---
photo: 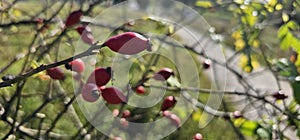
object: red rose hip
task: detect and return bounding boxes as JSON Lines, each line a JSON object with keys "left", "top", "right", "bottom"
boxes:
{"left": 136, "top": 85, "right": 145, "bottom": 94}
{"left": 202, "top": 59, "right": 211, "bottom": 69}
{"left": 81, "top": 83, "right": 101, "bottom": 102}
{"left": 193, "top": 133, "right": 203, "bottom": 140}
{"left": 65, "top": 59, "right": 85, "bottom": 73}
{"left": 101, "top": 87, "right": 126, "bottom": 104}
{"left": 119, "top": 118, "right": 128, "bottom": 128}
{"left": 112, "top": 137, "right": 122, "bottom": 140}
{"left": 161, "top": 96, "right": 177, "bottom": 111}
{"left": 112, "top": 109, "right": 120, "bottom": 117}
{"left": 233, "top": 111, "right": 242, "bottom": 118}
{"left": 46, "top": 67, "right": 65, "bottom": 80}
{"left": 103, "top": 32, "right": 151, "bottom": 55}
{"left": 272, "top": 91, "right": 288, "bottom": 100}
{"left": 76, "top": 25, "right": 94, "bottom": 45}
{"left": 153, "top": 68, "right": 174, "bottom": 81}
{"left": 122, "top": 110, "right": 131, "bottom": 118}
{"left": 73, "top": 73, "right": 82, "bottom": 81}
{"left": 162, "top": 110, "right": 171, "bottom": 117}
{"left": 87, "top": 67, "right": 111, "bottom": 87}
{"left": 65, "top": 10, "right": 82, "bottom": 27}
{"left": 163, "top": 111, "right": 181, "bottom": 128}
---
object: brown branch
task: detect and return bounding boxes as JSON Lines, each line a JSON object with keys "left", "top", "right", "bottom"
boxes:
{"left": 4, "top": 117, "right": 70, "bottom": 139}
{"left": 0, "top": 43, "right": 101, "bottom": 88}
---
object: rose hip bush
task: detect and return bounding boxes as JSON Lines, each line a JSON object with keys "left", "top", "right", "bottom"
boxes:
{"left": 0, "top": 0, "right": 300, "bottom": 140}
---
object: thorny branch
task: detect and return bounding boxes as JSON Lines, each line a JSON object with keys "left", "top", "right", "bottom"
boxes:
{"left": 0, "top": 0, "right": 299, "bottom": 139}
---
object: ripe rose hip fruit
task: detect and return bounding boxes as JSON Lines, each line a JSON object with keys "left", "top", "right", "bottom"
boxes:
{"left": 233, "top": 111, "right": 242, "bottom": 119}
{"left": 162, "top": 110, "right": 171, "bottom": 117}
{"left": 193, "top": 133, "right": 203, "bottom": 140}
{"left": 153, "top": 68, "right": 174, "bottom": 81}
{"left": 163, "top": 111, "right": 181, "bottom": 128}
{"left": 119, "top": 118, "right": 129, "bottom": 128}
{"left": 76, "top": 25, "right": 94, "bottom": 45}
{"left": 46, "top": 67, "right": 65, "bottom": 80}
{"left": 81, "top": 83, "right": 101, "bottom": 102}
{"left": 136, "top": 85, "right": 145, "bottom": 94}
{"left": 272, "top": 91, "right": 288, "bottom": 100}
{"left": 65, "top": 59, "right": 85, "bottom": 73}
{"left": 65, "top": 10, "right": 82, "bottom": 27}
{"left": 87, "top": 67, "right": 111, "bottom": 87}
{"left": 112, "top": 137, "right": 122, "bottom": 140}
{"left": 112, "top": 109, "right": 120, "bottom": 117}
{"left": 103, "top": 32, "right": 151, "bottom": 55}
{"left": 73, "top": 73, "right": 82, "bottom": 81}
{"left": 202, "top": 59, "right": 211, "bottom": 69}
{"left": 101, "top": 87, "right": 126, "bottom": 104}
{"left": 161, "top": 96, "right": 177, "bottom": 111}
{"left": 122, "top": 110, "right": 131, "bottom": 118}
{"left": 169, "top": 114, "right": 181, "bottom": 128}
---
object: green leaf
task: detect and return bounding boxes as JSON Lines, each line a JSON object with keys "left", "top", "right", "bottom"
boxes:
{"left": 280, "top": 32, "right": 293, "bottom": 50}
{"left": 273, "top": 58, "right": 298, "bottom": 77}
{"left": 286, "top": 21, "right": 299, "bottom": 30}
{"left": 279, "top": 70, "right": 291, "bottom": 77}
{"left": 292, "top": 81, "right": 300, "bottom": 104}
{"left": 251, "top": 3, "right": 263, "bottom": 10}
{"left": 240, "top": 120, "right": 259, "bottom": 136}
{"left": 290, "top": 37, "right": 300, "bottom": 50}
{"left": 278, "top": 25, "right": 288, "bottom": 39}
{"left": 195, "top": 1, "right": 213, "bottom": 8}
{"left": 256, "top": 128, "right": 270, "bottom": 139}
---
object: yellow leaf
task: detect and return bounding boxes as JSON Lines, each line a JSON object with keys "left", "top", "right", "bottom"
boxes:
{"left": 12, "top": 9, "right": 22, "bottom": 17}
{"left": 282, "top": 12, "right": 289, "bottom": 23}
{"left": 252, "top": 60, "right": 260, "bottom": 69}
{"left": 231, "top": 31, "right": 242, "bottom": 39}
{"left": 195, "top": 1, "right": 212, "bottom": 8}
{"left": 168, "top": 25, "right": 174, "bottom": 35}
{"left": 31, "top": 61, "right": 40, "bottom": 69}
{"left": 240, "top": 54, "right": 260, "bottom": 72}
{"left": 235, "top": 39, "right": 245, "bottom": 50}
{"left": 234, "top": 118, "right": 246, "bottom": 127}
{"left": 192, "top": 110, "right": 202, "bottom": 121}
{"left": 275, "top": 4, "right": 283, "bottom": 10}
{"left": 251, "top": 39, "right": 260, "bottom": 48}
{"left": 240, "top": 54, "right": 248, "bottom": 67}
{"left": 266, "top": 6, "right": 274, "bottom": 12}
{"left": 268, "top": 0, "right": 277, "bottom": 6}
{"left": 233, "top": 0, "right": 244, "bottom": 4}
{"left": 37, "top": 73, "right": 50, "bottom": 80}
{"left": 243, "top": 66, "right": 252, "bottom": 73}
